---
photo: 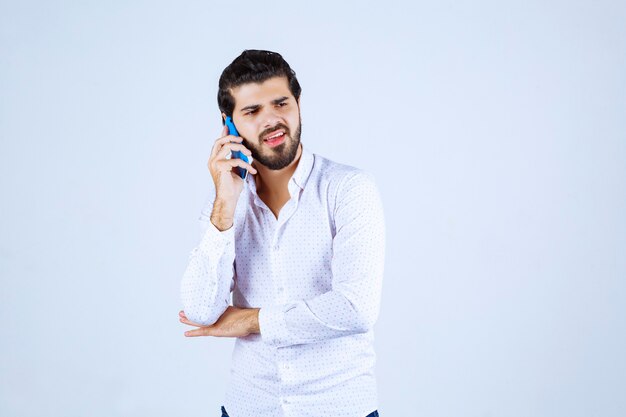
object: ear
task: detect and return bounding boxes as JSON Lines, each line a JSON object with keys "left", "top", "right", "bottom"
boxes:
{"left": 221, "top": 112, "right": 227, "bottom": 122}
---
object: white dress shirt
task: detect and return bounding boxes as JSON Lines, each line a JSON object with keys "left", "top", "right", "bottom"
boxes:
{"left": 180, "top": 143, "right": 385, "bottom": 417}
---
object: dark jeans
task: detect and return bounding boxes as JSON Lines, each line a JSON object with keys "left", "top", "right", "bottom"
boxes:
{"left": 221, "top": 405, "right": 379, "bottom": 416}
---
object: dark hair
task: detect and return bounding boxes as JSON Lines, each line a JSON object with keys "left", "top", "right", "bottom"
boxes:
{"left": 217, "top": 50, "right": 302, "bottom": 124}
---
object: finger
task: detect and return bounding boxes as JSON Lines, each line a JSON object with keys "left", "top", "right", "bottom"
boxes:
{"left": 216, "top": 158, "right": 257, "bottom": 175}
{"left": 185, "top": 327, "right": 213, "bottom": 337}
{"left": 178, "top": 316, "right": 204, "bottom": 327}
{"left": 218, "top": 143, "right": 252, "bottom": 160}
{"left": 212, "top": 134, "right": 242, "bottom": 159}
{"left": 178, "top": 311, "right": 203, "bottom": 327}
{"left": 180, "top": 317, "right": 202, "bottom": 327}
{"left": 211, "top": 135, "right": 243, "bottom": 158}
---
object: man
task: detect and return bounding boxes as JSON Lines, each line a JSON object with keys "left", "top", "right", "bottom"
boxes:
{"left": 179, "top": 49, "right": 385, "bottom": 417}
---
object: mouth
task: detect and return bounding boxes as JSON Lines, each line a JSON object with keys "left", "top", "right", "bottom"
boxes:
{"left": 263, "top": 130, "right": 287, "bottom": 147}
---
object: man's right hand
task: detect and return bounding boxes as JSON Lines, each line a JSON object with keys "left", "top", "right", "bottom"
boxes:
{"left": 208, "top": 124, "right": 257, "bottom": 231}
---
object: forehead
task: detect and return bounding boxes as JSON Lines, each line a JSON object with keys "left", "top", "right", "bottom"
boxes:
{"left": 230, "top": 76, "right": 293, "bottom": 108}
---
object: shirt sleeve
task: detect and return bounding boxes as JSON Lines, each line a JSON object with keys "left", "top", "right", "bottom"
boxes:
{"left": 258, "top": 170, "right": 386, "bottom": 347}
{"left": 180, "top": 193, "right": 236, "bottom": 326}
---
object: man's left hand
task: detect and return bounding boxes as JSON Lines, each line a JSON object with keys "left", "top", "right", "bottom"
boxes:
{"left": 179, "top": 307, "right": 260, "bottom": 338}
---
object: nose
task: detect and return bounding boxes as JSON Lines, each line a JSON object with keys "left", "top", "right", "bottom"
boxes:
{"left": 262, "top": 107, "right": 284, "bottom": 130}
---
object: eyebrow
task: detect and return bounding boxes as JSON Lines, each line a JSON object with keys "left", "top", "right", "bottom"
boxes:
{"left": 240, "top": 96, "right": 289, "bottom": 113}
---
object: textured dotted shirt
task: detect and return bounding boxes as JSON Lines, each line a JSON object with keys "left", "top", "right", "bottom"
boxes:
{"left": 180, "top": 143, "right": 386, "bottom": 417}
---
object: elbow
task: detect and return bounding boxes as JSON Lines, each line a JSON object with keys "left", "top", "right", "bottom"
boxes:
{"left": 337, "top": 290, "right": 380, "bottom": 333}
{"left": 180, "top": 292, "right": 228, "bottom": 326}
{"left": 179, "top": 274, "right": 229, "bottom": 326}
{"left": 181, "top": 305, "right": 225, "bottom": 326}
{"left": 352, "top": 308, "right": 378, "bottom": 333}
{"left": 191, "top": 315, "right": 219, "bottom": 326}
{"left": 346, "top": 298, "right": 380, "bottom": 333}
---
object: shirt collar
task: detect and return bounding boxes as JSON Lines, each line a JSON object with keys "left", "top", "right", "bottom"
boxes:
{"left": 291, "top": 143, "right": 314, "bottom": 190}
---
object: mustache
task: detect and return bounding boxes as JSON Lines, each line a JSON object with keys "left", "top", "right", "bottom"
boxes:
{"left": 260, "top": 124, "right": 290, "bottom": 140}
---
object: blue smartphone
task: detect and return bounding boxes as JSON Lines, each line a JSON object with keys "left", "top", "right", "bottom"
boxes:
{"left": 224, "top": 116, "right": 253, "bottom": 180}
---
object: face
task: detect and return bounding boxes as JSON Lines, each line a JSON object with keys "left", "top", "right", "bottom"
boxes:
{"left": 224, "top": 76, "right": 302, "bottom": 170}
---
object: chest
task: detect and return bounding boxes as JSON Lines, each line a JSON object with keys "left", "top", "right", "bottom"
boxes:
{"left": 232, "top": 191, "right": 335, "bottom": 303}
{"left": 257, "top": 190, "right": 290, "bottom": 220}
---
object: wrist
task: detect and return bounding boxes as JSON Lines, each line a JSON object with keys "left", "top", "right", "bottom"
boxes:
{"left": 247, "top": 308, "right": 260, "bottom": 334}
{"left": 211, "top": 199, "right": 236, "bottom": 231}
{"left": 210, "top": 215, "right": 233, "bottom": 231}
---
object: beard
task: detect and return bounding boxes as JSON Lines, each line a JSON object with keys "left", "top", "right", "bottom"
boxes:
{"left": 241, "top": 116, "right": 302, "bottom": 171}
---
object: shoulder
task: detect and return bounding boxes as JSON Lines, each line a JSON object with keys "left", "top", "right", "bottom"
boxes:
{"left": 310, "top": 152, "right": 381, "bottom": 211}
{"left": 312, "top": 152, "right": 375, "bottom": 185}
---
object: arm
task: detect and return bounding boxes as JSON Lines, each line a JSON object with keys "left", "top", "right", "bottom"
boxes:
{"left": 180, "top": 194, "right": 236, "bottom": 326}
{"left": 258, "top": 171, "right": 386, "bottom": 347}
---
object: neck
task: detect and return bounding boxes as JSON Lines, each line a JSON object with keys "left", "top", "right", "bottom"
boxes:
{"left": 253, "top": 142, "right": 303, "bottom": 196}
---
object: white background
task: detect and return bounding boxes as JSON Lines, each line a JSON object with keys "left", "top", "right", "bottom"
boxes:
{"left": 1, "top": 1, "right": 624, "bottom": 416}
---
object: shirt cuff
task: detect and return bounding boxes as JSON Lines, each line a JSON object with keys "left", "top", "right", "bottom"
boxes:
{"left": 258, "top": 303, "right": 291, "bottom": 347}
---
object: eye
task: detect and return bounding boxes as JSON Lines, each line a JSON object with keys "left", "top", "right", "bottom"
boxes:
{"left": 245, "top": 109, "right": 258, "bottom": 116}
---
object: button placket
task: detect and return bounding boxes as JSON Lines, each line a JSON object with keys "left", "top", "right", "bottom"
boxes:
{"left": 277, "top": 200, "right": 298, "bottom": 230}
{"left": 272, "top": 228, "right": 289, "bottom": 301}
